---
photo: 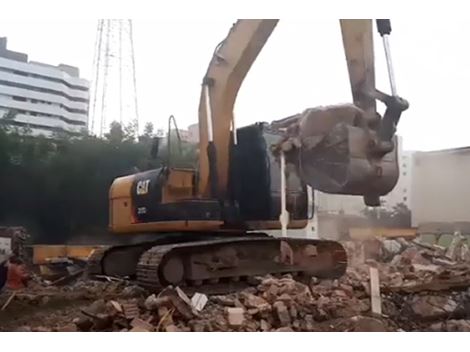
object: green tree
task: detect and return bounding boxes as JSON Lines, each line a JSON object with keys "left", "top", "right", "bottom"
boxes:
{"left": 105, "top": 121, "right": 125, "bottom": 143}
{"left": 123, "top": 119, "right": 138, "bottom": 142}
{"left": 143, "top": 122, "right": 154, "bottom": 137}
{"left": 0, "top": 122, "right": 198, "bottom": 244}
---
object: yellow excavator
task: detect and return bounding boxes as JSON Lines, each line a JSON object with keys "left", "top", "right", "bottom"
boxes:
{"left": 88, "top": 19, "right": 408, "bottom": 292}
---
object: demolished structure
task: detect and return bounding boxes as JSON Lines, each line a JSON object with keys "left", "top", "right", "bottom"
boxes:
{"left": 1, "top": 236, "right": 469, "bottom": 332}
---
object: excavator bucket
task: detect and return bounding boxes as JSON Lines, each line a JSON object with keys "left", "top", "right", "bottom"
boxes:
{"left": 270, "top": 104, "right": 400, "bottom": 206}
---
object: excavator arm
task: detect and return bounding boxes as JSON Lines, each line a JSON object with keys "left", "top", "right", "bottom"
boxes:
{"left": 198, "top": 19, "right": 408, "bottom": 206}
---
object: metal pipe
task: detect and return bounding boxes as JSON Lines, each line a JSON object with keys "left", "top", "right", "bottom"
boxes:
{"left": 279, "top": 152, "right": 289, "bottom": 238}
{"left": 231, "top": 117, "right": 237, "bottom": 145}
{"left": 382, "top": 35, "right": 397, "bottom": 96}
{"left": 204, "top": 84, "right": 214, "bottom": 142}
{"left": 305, "top": 185, "right": 317, "bottom": 239}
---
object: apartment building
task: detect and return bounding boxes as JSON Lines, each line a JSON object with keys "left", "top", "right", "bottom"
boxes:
{"left": 0, "top": 37, "right": 90, "bottom": 137}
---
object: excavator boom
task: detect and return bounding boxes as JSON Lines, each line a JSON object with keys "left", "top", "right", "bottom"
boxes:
{"left": 198, "top": 20, "right": 279, "bottom": 198}
{"left": 197, "top": 19, "right": 407, "bottom": 206}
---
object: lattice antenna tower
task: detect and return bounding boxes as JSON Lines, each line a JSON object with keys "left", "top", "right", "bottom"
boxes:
{"left": 89, "top": 19, "right": 139, "bottom": 137}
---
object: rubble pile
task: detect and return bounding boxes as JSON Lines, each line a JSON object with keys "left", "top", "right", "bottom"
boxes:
{"left": 1, "top": 236, "right": 469, "bottom": 332}
{"left": 343, "top": 236, "right": 470, "bottom": 292}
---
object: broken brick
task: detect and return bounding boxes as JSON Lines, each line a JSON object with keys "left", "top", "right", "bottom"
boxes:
{"left": 165, "top": 324, "right": 180, "bottom": 332}
{"left": 242, "top": 293, "right": 271, "bottom": 312}
{"left": 122, "top": 302, "right": 140, "bottom": 320}
{"left": 226, "top": 307, "right": 244, "bottom": 327}
{"left": 130, "top": 318, "right": 154, "bottom": 332}
{"left": 56, "top": 323, "right": 78, "bottom": 332}
{"left": 129, "top": 327, "right": 150, "bottom": 332}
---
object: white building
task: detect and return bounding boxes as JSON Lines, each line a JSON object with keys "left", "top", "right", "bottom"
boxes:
{"left": 187, "top": 123, "right": 199, "bottom": 143}
{"left": 411, "top": 146, "right": 470, "bottom": 227}
{"left": 380, "top": 136, "right": 413, "bottom": 210}
{"left": 0, "top": 37, "right": 90, "bottom": 137}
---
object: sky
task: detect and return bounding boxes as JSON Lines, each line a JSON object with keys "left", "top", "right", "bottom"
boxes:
{"left": 0, "top": 19, "right": 469, "bottom": 151}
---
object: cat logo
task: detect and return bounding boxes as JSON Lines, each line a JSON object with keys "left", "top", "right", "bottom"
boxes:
{"left": 136, "top": 179, "right": 150, "bottom": 195}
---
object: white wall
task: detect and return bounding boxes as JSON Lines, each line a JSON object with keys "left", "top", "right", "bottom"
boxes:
{"left": 411, "top": 147, "right": 470, "bottom": 226}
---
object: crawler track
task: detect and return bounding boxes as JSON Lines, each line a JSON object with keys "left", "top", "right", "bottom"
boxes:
{"left": 87, "top": 233, "right": 348, "bottom": 293}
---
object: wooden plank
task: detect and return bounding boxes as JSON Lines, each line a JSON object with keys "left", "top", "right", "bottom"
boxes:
{"left": 350, "top": 227, "right": 417, "bottom": 240}
{"left": 1, "top": 291, "right": 16, "bottom": 311}
{"left": 369, "top": 267, "right": 382, "bottom": 316}
{"left": 32, "top": 245, "right": 104, "bottom": 264}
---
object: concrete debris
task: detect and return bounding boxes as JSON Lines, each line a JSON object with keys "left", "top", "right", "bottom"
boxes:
{"left": 191, "top": 292, "right": 208, "bottom": 312}
{"left": 130, "top": 318, "right": 155, "bottom": 332}
{"left": 165, "top": 324, "right": 181, "bottom": 332}
{"left": 226, "top": 307, "right": 245, "bottom": 327}
{"left": 129, "top": 327, "right": 150, "bottom": 332}
{"left": 410, "top": 296, "right": 458, "bottom": 319}
{"left": 241, "top": 292, "right": 271, "bottom": 312}
{"left": 431, "top": 258, "right": 457, "bottom": 266}
{"left": 40, "top": 295, "right": 50, "bottom": 306}
{"left": 275, "top": 327, "right": 294, "bottom": 332}
{"left": 56, "top": 323, "right": 78, "bottom": 332}
{"left": 73, "top": 316, "right": 93, "bottom": 331}
{"left": 87, "top": 312, "right": 114, "bottom": 330}
{"left": 144, "top": 293, "right": 167, "bottom": 310}
{"left": 14, "top": 326, "right": 32, "bottom": 332}
{"left": 211, "top": 295, "right": 236, "bottom": 307}
{"left": 121, "top": 285, "right": 147, "bottom": 298}
{"left": 33, "top": 326, "right": 52, "bottom": 332}
{"left": 260, "top": 319, "right": 270, "bottom": 331}
{"left": 273, "top": 301, "right": 291, "bottom": 327}
{"left": 86, "top": 298, "right": 107, "bottom": 315}
{"left": 348, "top": 316, "right": 387, "bottom": 332}
{"left": 461, "top": 244, "right": 470, "bottom": 262}
{"left": 445, "top": 232, "right": 464, "bottom": 261}
{"left": 1, "top": 237, "right": 470, "bottom": 332}
{"left": 412, "top": 264, "right": 441, "bottom": 273}
{"left": 429, "top": 320, "right": 470, "bottom": 332}
{"left": 382, "top": 240, "right": 403, "bottom": 260}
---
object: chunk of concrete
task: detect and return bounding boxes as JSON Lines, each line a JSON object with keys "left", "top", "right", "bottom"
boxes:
{"left": 226, "top": 307, "right": 245, "bottom": 327}
{"left": 273, "top": 301, "right": 291, "bottom": 327}
{"left": 191, "top": 292, "right": 208, "bottom": 312}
